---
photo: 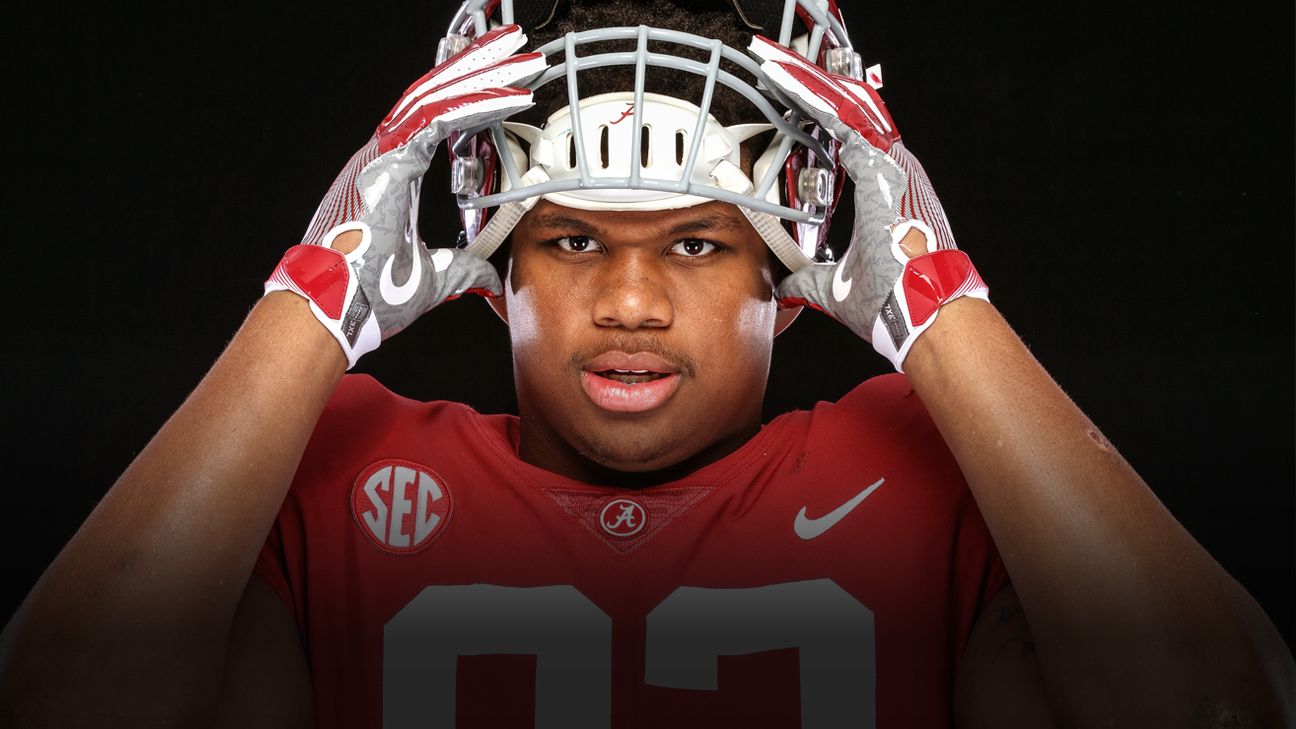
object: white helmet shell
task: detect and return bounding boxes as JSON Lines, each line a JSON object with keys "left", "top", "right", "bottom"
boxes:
{"left": 501, "top": 92, "right": 773, "bottom": 212}
{"left": 444, "top": 0, "right": 861, "bottom": 273}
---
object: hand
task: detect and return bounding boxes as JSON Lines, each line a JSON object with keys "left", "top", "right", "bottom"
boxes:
{"left": 265, "top": 25, "right": 546, "bottom": 368}
{"left": 749, "top": 36, "right": 987, "bottom": 371}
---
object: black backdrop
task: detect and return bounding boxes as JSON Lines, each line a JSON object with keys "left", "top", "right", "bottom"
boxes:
{"left": 4, "top": 1, "right": 1292, "bottom": 654}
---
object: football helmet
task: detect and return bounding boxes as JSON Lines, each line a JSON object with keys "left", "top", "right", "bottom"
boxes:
{"left": 442, "top": 0, "right": 870, "bottom": 274}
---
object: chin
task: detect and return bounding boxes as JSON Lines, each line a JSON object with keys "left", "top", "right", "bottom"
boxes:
{"left": 573, "top": 429, "right": 694, "bottom": 474}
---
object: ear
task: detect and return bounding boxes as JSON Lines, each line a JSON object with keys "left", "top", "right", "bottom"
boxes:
{"left": 773, "top": 305, "right": 801, "bottom": 336}
{"left": 485, "top": 295, "right": 509, "bottom": 325}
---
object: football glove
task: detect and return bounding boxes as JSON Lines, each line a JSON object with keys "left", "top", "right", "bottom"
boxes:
{"left": 749, "top": 36, "right": 988, "bottom": 371}
{"left": 265, "top": 25, "right": 546, "bottom": 368}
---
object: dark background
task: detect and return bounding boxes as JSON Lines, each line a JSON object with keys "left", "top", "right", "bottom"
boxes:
{"left": 4, "top": 0, "right": 1292, "bottom": 655}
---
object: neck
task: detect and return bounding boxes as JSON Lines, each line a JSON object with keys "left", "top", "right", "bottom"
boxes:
{"left": 515, "top": 415, "right": 762, "bottom": 489}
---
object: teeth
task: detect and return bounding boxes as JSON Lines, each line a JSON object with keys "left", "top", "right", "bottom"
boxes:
{"left": 596, "top": 368, "right": 667, "bottom": 384}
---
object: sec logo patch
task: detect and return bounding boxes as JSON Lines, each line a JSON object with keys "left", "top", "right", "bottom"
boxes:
{"left": 351, "top": 459, "right": 452, "bottom": 555}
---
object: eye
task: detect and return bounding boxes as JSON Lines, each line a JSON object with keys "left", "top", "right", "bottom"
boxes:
{"left": 554, "top": 235, "right": 603, "bottom": 253}
{"left": 670, "top": 238, "right": 719, "bottom": 257}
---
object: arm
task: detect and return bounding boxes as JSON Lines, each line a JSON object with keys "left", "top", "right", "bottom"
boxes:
{"left": 213, "top": 576, "right": 315, "bottom": 729}
{"left": 749, "top": 36, "right": 1296, "bottom": 726}
{"left": 0, "top": 27, "right": 537, "bottom": 726}
{"left": 909, "top": 294, "right": 1295, "bottom": 727}
{"left": 954, "top": 586, "right": 1057, "bottom": 728}
{"left": 0, "top": 293, "right": 343, "bottom": 726}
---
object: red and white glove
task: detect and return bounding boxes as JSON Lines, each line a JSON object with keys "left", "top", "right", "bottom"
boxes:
{"left": 749, "top": 36, "right": 988, "bottom": 371}
{"left": 265, "top": 25, "right": 546, "bottom": 368}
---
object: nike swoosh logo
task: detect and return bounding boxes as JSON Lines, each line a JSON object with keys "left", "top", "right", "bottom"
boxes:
{"left": 794, "top": 477, "right": 885, "bottom": 540}
{"left": 832, "top": 246, "right": 853, "bottom": 302}
{"left": 380, "top": 235, "right": 423, "bottom": 306}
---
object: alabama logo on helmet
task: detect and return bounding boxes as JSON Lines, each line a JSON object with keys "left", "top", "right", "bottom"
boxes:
{"left": 351, "top": 459, "right": 453, "bottom": 555}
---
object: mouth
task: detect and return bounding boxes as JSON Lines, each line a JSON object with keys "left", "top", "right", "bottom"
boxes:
{"left": 579, "top": 351, "right": 684, "bottom": 413}
{"left": 591, "top": 369, "right": 671, "bottom": 385}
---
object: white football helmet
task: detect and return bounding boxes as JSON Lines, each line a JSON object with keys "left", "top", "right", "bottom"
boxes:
{"left": 443, "top": 0, "right": 867, "bottom": 273}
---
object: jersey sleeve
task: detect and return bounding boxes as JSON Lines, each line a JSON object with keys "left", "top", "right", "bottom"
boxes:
{"left": 251, "top": 495, "right": 306, "bottom": 618}
{"left": 251, "top": 373, "right": 421, "bottom": 618}
{"left": 829, "top": 373, "right": 1011, "bottom": 631}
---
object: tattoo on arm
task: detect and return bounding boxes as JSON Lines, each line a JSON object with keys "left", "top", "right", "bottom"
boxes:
{"left": 983, "top": 599, "right": 1038, "bottom": 663}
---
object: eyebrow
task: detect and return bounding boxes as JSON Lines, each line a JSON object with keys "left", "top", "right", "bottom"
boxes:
{"left": 528, "top": 213, "right": 599, "bottom": 235}
{"left": 527, "top": 212, "right": 745, "bottom": 237}
{"left": 663, "top": 215, "right": 744, "bottom": 236}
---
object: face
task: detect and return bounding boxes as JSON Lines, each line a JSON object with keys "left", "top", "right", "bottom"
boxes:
{"left": 504, "top": 199, "right": 779, "bottom": 482}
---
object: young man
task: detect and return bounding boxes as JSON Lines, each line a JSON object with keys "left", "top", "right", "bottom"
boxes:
{"left": 1, "top": 1, "right": 1292, "bottom": 727}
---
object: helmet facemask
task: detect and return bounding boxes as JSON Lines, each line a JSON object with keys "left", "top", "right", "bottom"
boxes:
{"left": 444, "top": 0, "right": 865, "bottom": 274}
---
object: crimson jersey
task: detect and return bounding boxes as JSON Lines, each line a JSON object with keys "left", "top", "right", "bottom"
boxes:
{"left": 255, "top": 373, "right": 1007, "bottom": 728}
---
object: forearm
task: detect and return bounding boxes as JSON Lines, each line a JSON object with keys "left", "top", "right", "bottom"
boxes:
{"left": 0, "top": 292, "right": 345, "bottom": 726}
{"left": 905, "top": 297, "right": 1294, "bottom": 726}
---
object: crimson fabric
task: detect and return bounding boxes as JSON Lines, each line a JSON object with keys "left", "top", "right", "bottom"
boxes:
{"left": 254, "top": 373, "right": 1008, "bottom": 727}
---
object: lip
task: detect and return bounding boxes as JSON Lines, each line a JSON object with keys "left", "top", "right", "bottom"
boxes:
{"left": 579, "top": 370, "right": 682, "bottom": 413}
{"left": 583, "top": 351, "right": 681, "bottom": 375}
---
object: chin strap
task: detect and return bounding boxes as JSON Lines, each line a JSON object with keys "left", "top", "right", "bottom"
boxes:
{"left": 462, "top": 167, "right": 551, "bottom": 260}
{"left": 711, "top": 159, "right": 814, "bottom": 273}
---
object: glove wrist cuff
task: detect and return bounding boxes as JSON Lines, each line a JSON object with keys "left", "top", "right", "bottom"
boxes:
{"left": 264, "top": 244, "right": 380, "bottom": 369}
{"left": 871, "top": 249, "right": 989, "bottom": 372}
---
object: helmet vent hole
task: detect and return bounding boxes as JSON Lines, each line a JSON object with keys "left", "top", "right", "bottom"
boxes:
{"left": 675, "top": 131, "right": 685, "bottom": 165}
{"left": 599, "top": 125, "right": 609, "bottom": 169}
{"left": 641, "top": 125, "right": 652, "bottom": 168}
{"left": 567, "top": 132, "right": 576, "bottom": 170}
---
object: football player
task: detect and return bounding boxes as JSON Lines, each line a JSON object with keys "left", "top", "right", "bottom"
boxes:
{"left": 2, "top": 1, "right": 1292, "bottom": 727}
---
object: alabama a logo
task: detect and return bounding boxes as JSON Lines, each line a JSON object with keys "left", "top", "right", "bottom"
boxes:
{"left": 599, "top": 498, "right": 647, "bottom": 538}
{"left": 351, "top": 459, "right": 453, "bottom": 555}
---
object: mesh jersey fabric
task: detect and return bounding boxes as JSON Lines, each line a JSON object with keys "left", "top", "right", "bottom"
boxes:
{"left": 254, "top": 372, "right": 1009, "bottom": 727}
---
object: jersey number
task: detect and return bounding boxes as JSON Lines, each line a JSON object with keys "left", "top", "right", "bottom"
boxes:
{"left": 383, "top": 579, "right": 875, "bottom": 728}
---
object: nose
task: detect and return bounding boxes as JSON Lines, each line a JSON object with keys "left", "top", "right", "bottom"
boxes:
{"left": 591, "top": 252, "right": 673, "bottom": 330}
